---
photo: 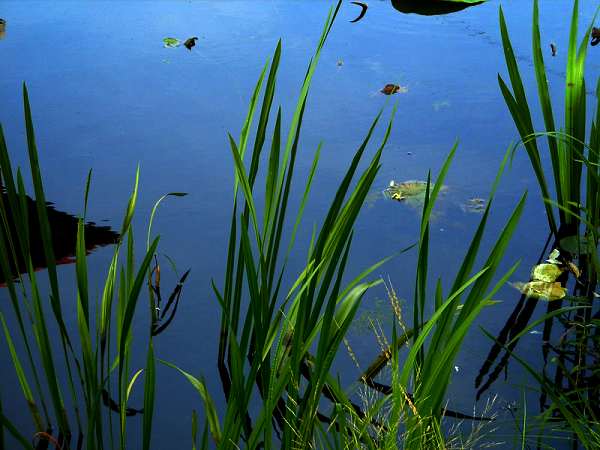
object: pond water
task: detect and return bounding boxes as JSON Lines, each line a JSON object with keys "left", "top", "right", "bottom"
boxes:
{"left": 1, "top": 0, "right": 599, "bottom": 448}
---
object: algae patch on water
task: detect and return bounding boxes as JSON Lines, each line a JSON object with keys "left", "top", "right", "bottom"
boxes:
{"left": 384, "top": 180, "right": 446, "bottom": 207}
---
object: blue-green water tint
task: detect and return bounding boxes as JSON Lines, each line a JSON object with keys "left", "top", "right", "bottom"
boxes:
{"left": 1, "top": 0, "right": 599, "bottom": 447}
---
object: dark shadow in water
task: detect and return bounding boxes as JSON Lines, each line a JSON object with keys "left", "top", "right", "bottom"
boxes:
{"left": 0, "top": 190, "right": 119, "bottom": 284}
{"left": 391, "top": 0, "right": 484, "bottom": 16}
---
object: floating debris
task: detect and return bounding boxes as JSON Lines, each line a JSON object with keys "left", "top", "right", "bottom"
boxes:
{"left": 381, "top": 84, "right": 407, "bottom": 95}
{"left": 350, "top": 1, "right": 368, "bottom": 23}
{"left": 337, "top": 59, "right": 344, "bottom": 67}
{"left": 460, "top": 197, "right": 486, "bottom": 214}
{"left": 550, "top": 42, "right": 557, "bottom": 56}
{"left": 592, "top": 27, "right": 600, "bottom": 46}
{"left": 511, "top": 281, "right": 566, "bottom": 301}
{"left": 163, "top": 37, "right": 181, "bottom": 48}
{"left": 184, "top": 37, "right": 198, "bottom": 50}
{"left": 0, "top": 18, "right": 5, "bottom": 40}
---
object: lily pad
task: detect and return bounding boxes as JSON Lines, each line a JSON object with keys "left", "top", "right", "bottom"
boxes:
{"left": 163, "top": 37, "right": 181, "bottom": 48}
{"left": 511, "top": 281, "right": 567, "bottom": 301}
{"left": 392, "top": 0, "right": 485, "bottom": 16}
{"left": 531, "top": 263, "right": 564, "bottom": 283}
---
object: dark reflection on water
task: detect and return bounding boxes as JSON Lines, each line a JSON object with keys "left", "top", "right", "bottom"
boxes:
{"left": 0, "top": 190, "right": 118, "bottom": 283}
{"left": 392, "top": 0, "right": 484, "bottom": 16}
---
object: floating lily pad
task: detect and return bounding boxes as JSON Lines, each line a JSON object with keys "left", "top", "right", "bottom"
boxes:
{"left": 531, "top": 263, "right": 564, "bottom": 283}
{"left": 392, "top": 0, "right": 485, "bottom": 16}
{"left": 511, "top": 281, "right": 567, "bottom": 301}
{"left": 163, "top": 37, "right": 181, "bottom": 48}
{"left": 460, "top": 197, "right": 486, "bottom": 213}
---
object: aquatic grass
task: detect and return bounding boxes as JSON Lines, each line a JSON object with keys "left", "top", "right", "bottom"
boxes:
{"left": 499, "top": 0, "right": 599, "bottom": 240}
{"left": 495, "top": 1, "right": 600, "bottom": 446}
{"left": 345, "top": 144, "right": 526, "bottom": 448}
{"left": 0, "top": 86, "right": 170, "bottom": 450}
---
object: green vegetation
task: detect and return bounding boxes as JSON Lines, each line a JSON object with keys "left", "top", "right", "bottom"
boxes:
{"left": 0, "top": 0, "right": 599, "bottom": 449}
{"left": 484, "top": 0, "right": 600, "bottom": 447}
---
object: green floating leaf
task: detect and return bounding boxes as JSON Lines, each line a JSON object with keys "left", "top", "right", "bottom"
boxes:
{"left": 530, "top": 263, "right": 564, "bottom": 282}
{"left": 163, "top": 37, "right": 181, "bottom": 48}
{"left": 511, "top": 281, "right": 567, "bottom": 301}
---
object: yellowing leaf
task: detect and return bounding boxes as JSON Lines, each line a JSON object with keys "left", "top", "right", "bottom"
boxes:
{"left": 530, "top": 263, "right": 563, "bottom": 282}
{"left": 512, "top": 281, "right": 566, "bottom": 301}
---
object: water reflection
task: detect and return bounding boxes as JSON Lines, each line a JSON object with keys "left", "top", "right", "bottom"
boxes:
{"left": 0, "top": 190, "right": 118, "bottom": 283}
{"left": 391, "top": 0, "right": 484, "bottom": 16}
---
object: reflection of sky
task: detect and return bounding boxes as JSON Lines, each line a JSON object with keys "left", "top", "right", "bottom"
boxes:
{"left": 0, "top": 1, "right": 598, "bottom": 447}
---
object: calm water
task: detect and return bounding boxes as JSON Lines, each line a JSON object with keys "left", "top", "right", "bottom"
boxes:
{"left": 1, "top": 0, "right": 599, "bottom": 447}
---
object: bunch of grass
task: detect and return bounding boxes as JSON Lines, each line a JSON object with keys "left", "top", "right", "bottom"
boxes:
{"left": 494, "top": 1, "right": 600, "bottom": 445}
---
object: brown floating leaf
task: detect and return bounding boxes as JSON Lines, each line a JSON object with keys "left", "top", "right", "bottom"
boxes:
{"left": 184, "top": 37, "right": 198, "bottom": 50}
{"left": 566, "top": 261, "right": 581, "bottom": 279}
{"left": 381, "top": 84, "right": 405, "bottom": 95}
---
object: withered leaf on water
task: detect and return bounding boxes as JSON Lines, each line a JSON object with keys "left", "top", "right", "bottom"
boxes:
{"left": 381, "top": 84, "right": 407, "bottom": 95}
{"left": 184, "top": 37, "right": 198, "bottom": 50}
